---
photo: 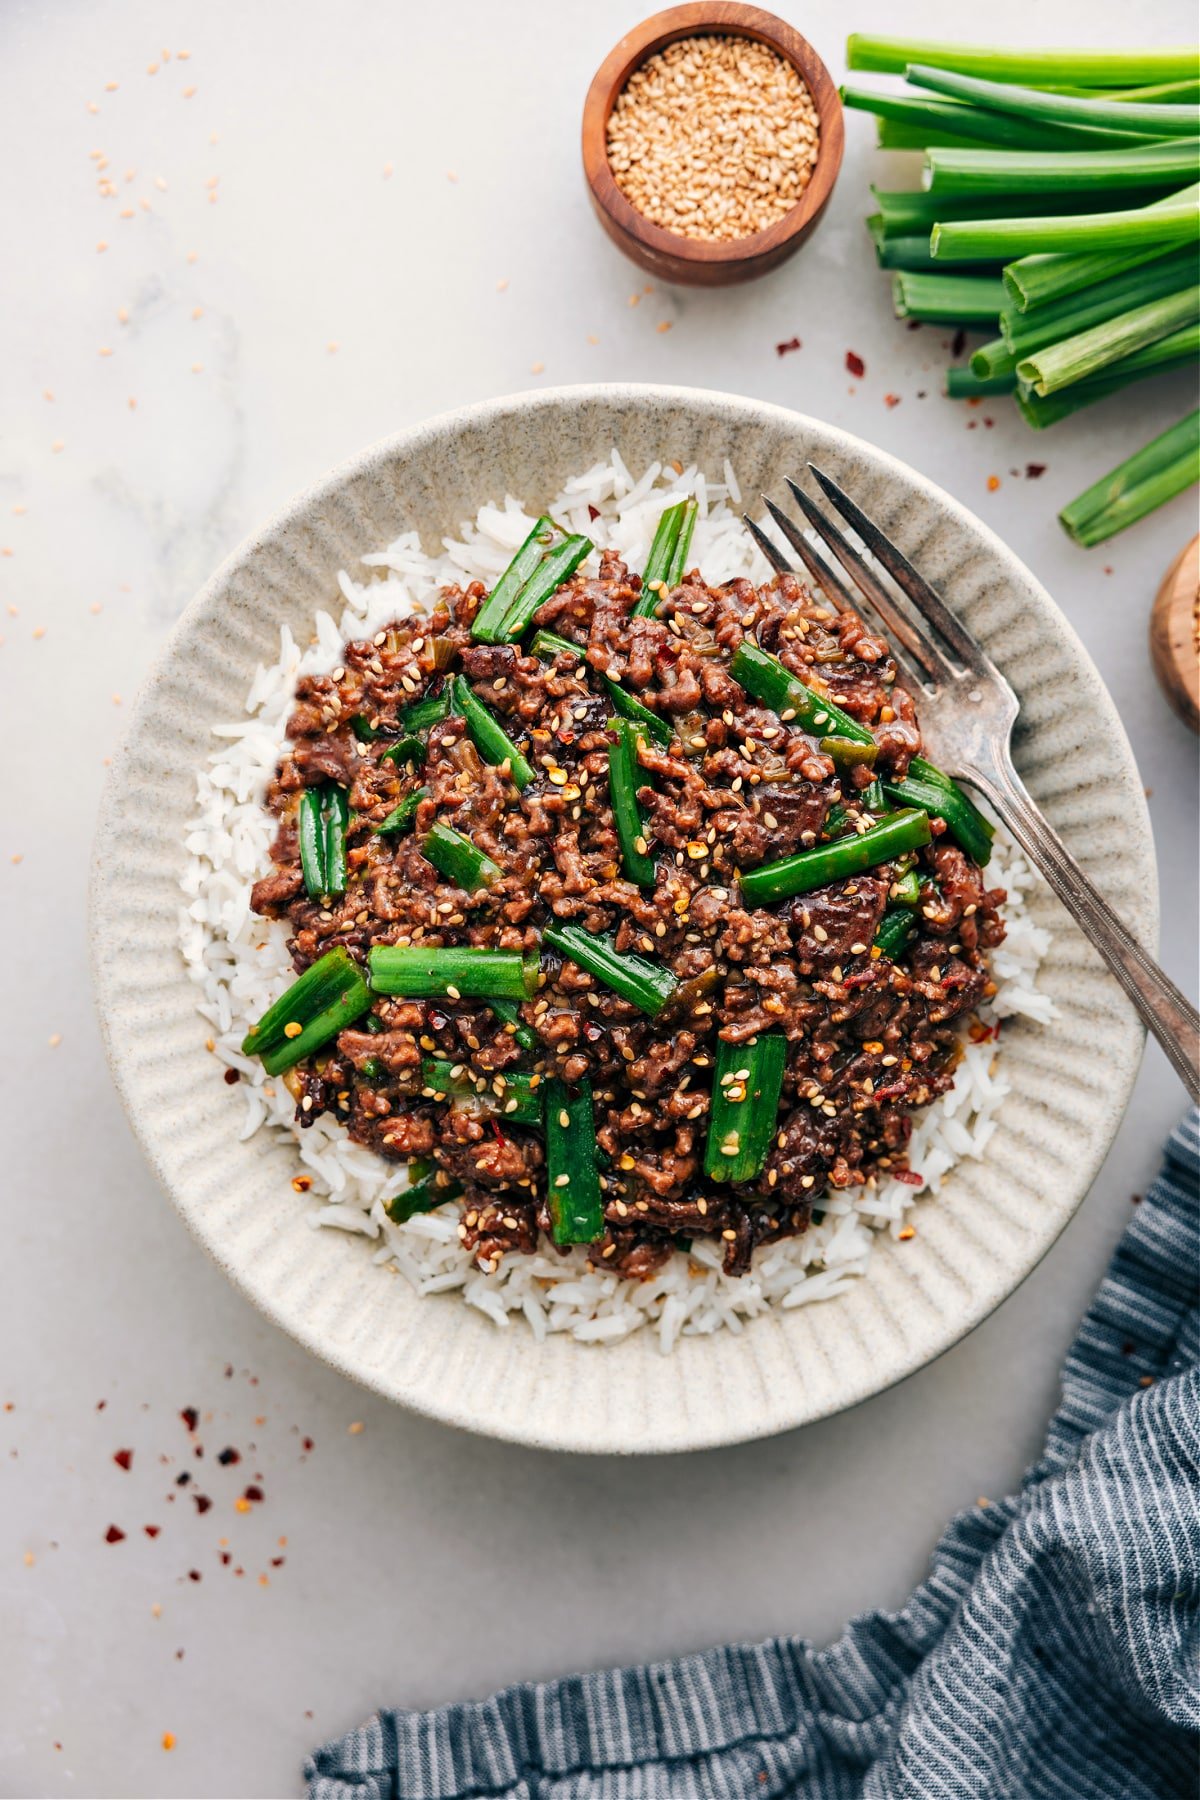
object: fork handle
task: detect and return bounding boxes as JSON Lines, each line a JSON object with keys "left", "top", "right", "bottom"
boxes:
{"left": 968, "top": 758, "right": 1199, "bottom": 1103}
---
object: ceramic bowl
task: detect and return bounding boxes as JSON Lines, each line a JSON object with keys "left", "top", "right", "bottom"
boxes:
{"left": 89, "top": 384, "right": 1154, "bottom": 1454}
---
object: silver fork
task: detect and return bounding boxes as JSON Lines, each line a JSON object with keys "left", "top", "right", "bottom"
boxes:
{"left": 745, "top": 464, "right": 1199, "bottom": 1102}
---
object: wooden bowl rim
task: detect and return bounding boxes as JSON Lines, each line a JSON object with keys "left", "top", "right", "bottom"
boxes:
{"left": 1150, "top": 531, "right": 1200, "bottom": 729}
{"left": 582, "top": 2, "right": 844, "bottom": 270}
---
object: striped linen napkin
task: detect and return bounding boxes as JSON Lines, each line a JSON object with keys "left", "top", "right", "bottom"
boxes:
{"left": 306, "top": 1114, "right": 1199, "bottom": 1800}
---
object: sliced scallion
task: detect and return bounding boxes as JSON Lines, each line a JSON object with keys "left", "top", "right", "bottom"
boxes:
{"left": 543, "top": 922, "right": 678, "bottom": 1016}
{"left": 422, "top": 820, "right": 501, "bottom": 892}
{"left": 452, "top": 675, "right": 534, "bottom": 790}
{"left": 470, "top": 515, "right": 557, "bottom": 642}
{"left": 367, "top": 945, "right": 540, "bottom": 1000}
{"left": 241, "top": 945, "right": 372, "bottom": 1076}
{"left": 703, "top": 1034, "right": 787, "bottom": 1184}
{"left": 738, "top": 809, "right": 932, "bottom": 906}
{"left": 544, "top": 1077, "right": 604, "bottom": 1245}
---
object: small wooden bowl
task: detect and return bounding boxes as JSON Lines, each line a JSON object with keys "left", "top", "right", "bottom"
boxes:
{"left": 1150, "top": 533, "right": 1199, "bottom": 733}
{"left": 582, "top": 3, "right": 844, "bottom": 287}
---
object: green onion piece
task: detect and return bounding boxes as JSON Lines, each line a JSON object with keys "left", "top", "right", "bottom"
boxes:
{"left": 422, "top": 820, "right": 501, "bottom": 892}
{"left": 298, "top": 788, "right": 327, "bottom": 899}
{"left": 1003, "top": 185, "right": 1200, "bottom": 309}
{"left": 495, "top": 535, "right": 593, "bottom": 642}
{"left": 487, "top": 997, "right": 537, "bottom": 1051}
{"left": 544, "top": 1077, "right": 604, "bottom": 1244}
{"left": 401, "top": 690, "right": 450, "bottom": 733}
{"left": 905, "top": 62, "right": 1200, "bottom": 140}
{"left": 870, "top": 184, "right": 1166, "bottom": 238}
{"left": 359, "top": 1056, "right": 384, "bottom": 1082}
{"left": 607, "top": 716, "right": 656, "bottom": 887}
{"left": 822, "top": 802, "right": 850, "bottom": 838}
{"left": 1015, "top": 327, "right": 1200, "bottom": 426}
{"left": 892, "top": 270, "right": 1006, "bottom": 323}
{"left": 368, "top": 945, "right": 540, "bottom": 1000}
{"left": 351, "top": 715, "right": 383, "bottom": 742}
{"left": 1059, "top": 408, "right": 1200, "bottom": 545}
{"left": 703, "top": 1034, "right": 788, "bottom": 1184}
{"left": 882, "top": 774, "right": 993, "bottom": 866}
{"left": 452, "top": 674, "right": 534, "bottom": 790}
{"left": 846, "top": 38, "right": 1200, "bottom": 89}
{"left": 666, "top": 499, "right": 699, "bottom": 586}
{"left": 470, "top": 515, "right": 556, "bottom": 642}
{"left": 730, "top": 641, "right": 874, "bottom": 745}
{"left": 946, "top": 365, "right": 1018, "bottom": 396}
{"left": 421, "top": 1057, "right": 542, "bottom": 1125}
{"left": 322, "top": 786, "right": 348, "bottom": 897}
{"left": 932, "top": 198, "right": 1199, "bottom": 263}
{"left": 635, "top": 500, "right": 687, "bottom": 614}
{"left": 530, "top": 629, "right": 583, "bottom": 661}
{"left": 859, "top": 778, "right": 886, "bottom": 816}
{"left": 890, "top": 869, "right": 923, "bottom": 906}
{"left": 606, "top": 680, "right": 672, "bottom": 747}
{"left": 908, "top": 757, "right": 994, "bottom": 838}
{"left": 874, "top": 908, "right": 917, "bottom": 960}
{"left": 543, "top": 922, "right": 678, "bottom": 1016}
{"left": 386, "top": 1171, "right": 463, "bottom": 1225}
{"left": 241, "top": 945, "right": 371, "bottom": 1076}
{"left": 991, "top": 243, "right": 1197, "bottom": 363}
{"left": 1016, "top": 283, "right": 1200, "bottom": 395}
{"left": 820, "top": 735, "right": 878, "bottom": 768}
{"left": 926, "top": 140, "right": 1200, "bottom": 200}
{"left": 738, "top": 810, "right": 932, "bottom": 907}
{"left": 376, "top": 787, "right": 427, "bottom": 835}
{"left": 845, "top": 85, "right": 1147, "bottom": 152}
{"left": 380, "top": 735, "right": 424, "bottom": 766}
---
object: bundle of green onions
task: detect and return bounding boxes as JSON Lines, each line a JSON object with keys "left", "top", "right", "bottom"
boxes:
{"left": 844, "top": 34, "right": 1200, "bottom": 542}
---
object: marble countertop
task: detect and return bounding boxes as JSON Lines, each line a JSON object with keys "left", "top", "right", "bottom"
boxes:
{"left": 3, "top": 2, "right": 1196, "bottom": 1794}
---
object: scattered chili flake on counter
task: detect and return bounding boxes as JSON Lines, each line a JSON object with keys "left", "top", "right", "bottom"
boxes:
{"left": 776, "top": 337, "right": 801, "bottom": 357}
{"left": 1025, "top": 463, "right": 1047, "bottom": 480}
{"left": 216, "top": 1446, "right": 240, "bottom": 1465}
{"left": 242, "top": 1483, "right": 264, "bottom": 1503}
{"left": 104, "top": 1525, "right": 126, "bottom": 1544}
{"left": 144, "top": 1525, "right": 160, "bottom": 1537}
{"left": 987, "top": 475, "right": 1001, "bottom": 492}
{"left": 113, "top": 1448, "right": 133, "bottom": 1471}
{"left": 180, "top": 1406, "right": 199, "bottom": 1432}
{"left": 884, "top": 393, "right": 901, "bottom": 408}
{"left": 846, "top": 350, "right": 865, "bottom": 377}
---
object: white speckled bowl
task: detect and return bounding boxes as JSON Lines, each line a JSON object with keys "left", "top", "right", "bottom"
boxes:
{"left": 89, "top": 385, "right": 1153, "bottom": 1454}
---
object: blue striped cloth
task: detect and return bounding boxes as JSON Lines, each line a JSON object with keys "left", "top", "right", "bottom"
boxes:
{"left": 306, "top": 1115, "right": 1199, "bottom": 1800}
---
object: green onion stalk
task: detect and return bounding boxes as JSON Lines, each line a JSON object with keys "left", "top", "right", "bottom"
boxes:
{"left": 905, "top": 63, "right": 1200, "bottom": 138}
{"left": 845, "top": 38, "right": 1200, "bottom": 90}
{"left": 1059, "top": 409, "right": 1200, "bottom": 545}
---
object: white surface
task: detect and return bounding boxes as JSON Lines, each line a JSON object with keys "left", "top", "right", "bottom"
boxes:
{"left": 2, "top": 1, "right": 1196, "bottom": 1795}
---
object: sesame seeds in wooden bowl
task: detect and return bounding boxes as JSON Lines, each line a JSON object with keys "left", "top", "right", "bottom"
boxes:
{"left": 582, "top": 4, "right": 843, "bottom": 287}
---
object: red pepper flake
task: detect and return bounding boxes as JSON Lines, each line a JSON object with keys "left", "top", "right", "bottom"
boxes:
{"left": 776, "top": 336, "right": 802, "bottom": 357}
{"left": 193, "top": 1494, "right": 212, "bottom": 1515}
{"left": 1025, "top": 462, "right": 1047, "bottom": 479}
{"left": 223, "top": 1068, "right": 240, "bottom": 1085}
{"left": 845, "top": 350, "right": 865, "bottom": 377}
{"left": 180, "top": 1406, "right": 199, "bottom": 1433}
{"left": 105, "top": 1524, "right": 126, "bottom": 1544}
{"left": 242, "top": 1484, "right": 264, "bottom": 1504}
{"left": 216, "top": 1446, "right": 240, "bottom": 1466}
{"left": 96, "top": 1399, "right": 107, "bottom": 1411}
{"left": 884, "top": 393, "right": 901, "bottom": 409}
{"left": 291, "top": 1175, "right": 311, "bottom": 1193}
{"left": 983, "top": 417, "right": 994, "bottom": 429}
{"left": 187, "top": 1569, "right": 202, "bottom": 1582}
{"left": 144, "top": 1525, "right": 161, "bottom": 1538}
{"left": 302, "top": 1436, "right": 314, "bottom": 1453}
{"left": 586, "top": 503, "right": 600, "bottom": 521}
{"left": 490, "top": 1120, "right": 506, "bottom": 1145}
{"left": 220, "top": 1551, "right": 231, "bottom": 1565}
{"left": 223, "top": 1364, "right": 234, "bottom": 1379}
{"left": 113, "top": 1448, "right": 133, "bottom": 1471}
{"left": 894, "top": 1169, "right": 924, "bottom": 1187}
{"left": 271, "top": 1556, "right": 286, "bottom": 1568}
{"left": 175, "top": 1471, "right": 191, "bottom": 1486}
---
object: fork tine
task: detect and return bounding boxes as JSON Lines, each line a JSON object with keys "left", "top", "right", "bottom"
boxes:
{"left": 807, "top": 463, "right": 999, "bottom": 678}
{"left": 784, "top": 480, "right": 950, "bottom": 685}
{"left": 741, "top": 513, "right": 792, "bottom": 576}
{"left": 760, "top": 497, "right": 855, "bottom": 613}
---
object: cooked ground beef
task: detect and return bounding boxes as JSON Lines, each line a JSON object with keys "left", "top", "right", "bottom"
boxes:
{"left": 250, "top": 551, "right": 1005, "bottom": 1278}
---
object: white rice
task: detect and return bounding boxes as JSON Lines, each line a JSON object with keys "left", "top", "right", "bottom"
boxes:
{"left": 178, "top": 455, "right": 1052, "bottom": 1352}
